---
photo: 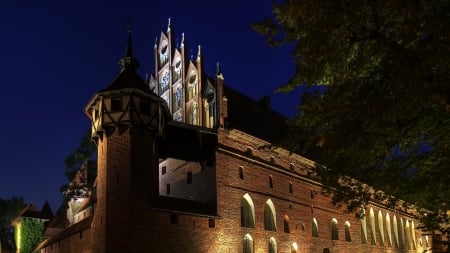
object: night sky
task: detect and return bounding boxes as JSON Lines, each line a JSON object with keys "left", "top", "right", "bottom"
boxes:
{"left": 0, "top": 0, "right": 299, "bottom": 212}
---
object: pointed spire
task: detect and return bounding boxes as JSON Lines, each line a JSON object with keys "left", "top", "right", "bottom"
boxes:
{"left": 180, "top": 32, "right": 185, "bottom": 48}
{"left": 216, "top": 62, "right": 222, "bottom": 76}
{"left": 154, "top": 36, "right": 158, "bottom": 49}
{"left": 167, "top": 17, "right": 172, "bottom": 33}
{"left": 197, "top": 45, "right": 201, "bottom": 62}
{"left": 119, "top": 18, "right": 140, "bottom": 72}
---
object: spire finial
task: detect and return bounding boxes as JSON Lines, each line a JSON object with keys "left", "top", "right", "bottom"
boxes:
{"left": 154, "top": 36, "right": 158, "bottom": 49}
{"left": 197, "top": 45, "right": 201, "bottom": 61}
{"left": 119, "top": 18, "right": 140, "bottom": 72}
{"left": 167, "top": 17, "right": 171, "bottom": 32}
{"left": 180, "top": 32, "right": 185, "bottom": 48}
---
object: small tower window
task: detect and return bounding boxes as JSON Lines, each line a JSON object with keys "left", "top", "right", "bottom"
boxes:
{"left": 170, "top": 214, "right": 179, "bottom": 224}
{"left": 111, "top": 97, "right": 122, "bottom": 111}
{"left": 161, "top": 166, "right": 167, "bottom": 175}
{"left": 166, "top": 183, "right": 171, "bottom": 195}
{"left": 269, "top": 175, "right": 273, "bottom": 188}
{"left": 289, "top": 182, "right": 293, "bottom": 193}
{"left": 208, "top": 219, "right": 215, "bottom": 228}
{"left": 239, "top": 166, "right": 244, "bottom": 179}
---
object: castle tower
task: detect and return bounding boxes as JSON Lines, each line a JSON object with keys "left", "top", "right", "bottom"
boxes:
{"left": 84, "top": 26, "right": 170, "bottom": 253}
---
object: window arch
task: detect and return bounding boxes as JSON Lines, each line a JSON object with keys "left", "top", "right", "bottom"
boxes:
{"left": 360, "top": 207, "right": 368, "bottom": 244}
{"left": 269, "top": 237, "right": 277, "bottom": 253}
{"left": 264, "top": 199, "right": 277, "bottom": 231}
{"left": 239, "top": 166, "right": 244, "bottom": 179}
{"left": 378, "top": 210, "right": 385, "bottom": 246}
{"left": 344, "top": 221, "right": 352, "bottom": 242}
{"left": 241, "top": 193, "right": 255, "bottom": 228}
{"left": 405, "top": 220, "right": 411, "bottom": 250}
{"left": 393, "top": 215, "right": 399, "bottom": 248}
{"left": 312, "top": 217, "right": 319, "bottom": 237}
{"left": 331, "top": 218, "right": 339, "bottom": 240}
{"left": 400, "top": 217, "right": 406, "bottom": 248}
{"left": 269, "top": 175, "right": 273, "bottom": 188}
{"left": 411, "top": 221, "right": 417, "bottom": 249}
{"left": 291, "top": 242, "right": 298, "bottom": 253}
{"left": 243, "top": 234, "right": 254, "bottom": 253}
{"left": 386, "top": 213, "right": 393, "bottom": 247}
{"left": 284, "top": 215, "right": 290, "bottom": 233}
{"left": 369, "top": 207, "right": 376, "bottom": 245}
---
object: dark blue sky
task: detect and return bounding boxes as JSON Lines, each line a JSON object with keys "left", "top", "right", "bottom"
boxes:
{"left": 0, "top": 0, "right": 299, "bottom": 211}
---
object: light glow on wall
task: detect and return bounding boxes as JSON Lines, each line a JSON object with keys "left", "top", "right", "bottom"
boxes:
{"left": 15, "top": 222, "right": 22, "bottom": 252}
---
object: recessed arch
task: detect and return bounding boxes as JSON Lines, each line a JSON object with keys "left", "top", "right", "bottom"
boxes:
{"left": 393, "top": 215, "right": 399, "bottom": 248}
{"left": 369, "top": 207, "right": 376, "bottom": 245}
{"left": 386, "top": 213, "right": 393, "bottom": 247}
{"left": 284, "top": 215, "right": 290, "bottom": 233}
{"left": 264, "top": 199, "right": 277, "bottom": 231}
{"left": 405, "top": 220, "right": 411, "bottom": 249}
{"left": 360, "top": 207, "right": 368, "bottom": 244}
{"left": 312, "top": 217, "right": 319, "bottom": 237}
{"left": 344, "top": 221, "right": 352, "bottom": 242}
{"left": 400, "top": 217, "right": 406, "bottom": 248}
{"left": 269, "top": 237, "right": 277, "bottom": 253}
{"left": 378, "top": 210, "right": 385, "bottom": 246}
{"left": 241, "top": 193, "right": 255, "bottom": 228}
{"left": 331, "top": 218, "right": 339, "bottom": 240}
{"left": 291, "top": 242, "right": 298, "bottom": 253}
{"left": 243, "top": 234, "right": 254, "bottom": 253}
{"left": 411, "top": 221, "right": 417, "bottom": 249}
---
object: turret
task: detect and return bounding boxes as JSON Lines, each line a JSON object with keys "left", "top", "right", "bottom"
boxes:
{"left": 84, "top": 26, "right": 170, "bottom": 253}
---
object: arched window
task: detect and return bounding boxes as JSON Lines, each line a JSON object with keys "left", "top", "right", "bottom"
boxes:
{"left": 400, "top": 217, "right": 406, "bottom": 248}
{"left": 289, "top": 182, "right": 293, "bottom": 193}
{"left": 269, "top": 175, "right": 273, "bottom": 188}
{"left": 360, "top": 207, "right": 368, "bottom": 244}
{"left": 411, "top": 221, "right": 417, "bottom": 249}
{"left": 393, "top": 215, "right": 399, "bottom": 248}
{"left": 344, "top": 221, "right": 352, "bottom": 242}
{"left": 291, "top": 242, "right": 298, "bottom": 253}
{"left": 241, "top": 194, "right": 255, "bottom": 228}
{"left": 284, "top": 215, "right": 290, "bottom": 233}
{"left": 243, "top": 234, "right": 254, "bottom": 253}
{"left": 405, "top": 220, "right": 411, "bottom": 250}
{"left": 378, "top": 210, "right": 385, "bottom": 246}
{"left": 264, "top": 199, "right": 277, "bottom": 231}
{"left": 331, "top": 218, "right": 339, "bottom": 240}
{"left": 312, "top": 217, "right": 319, "bottom": 237}
{"left": 269, "top": 237, "right": 277, "bottom": 253}
{"left": 369, "top": 207, "right": 376, "bottom": 245}
{"left": 386, "top": 213, "right": 393, "bottom": 247}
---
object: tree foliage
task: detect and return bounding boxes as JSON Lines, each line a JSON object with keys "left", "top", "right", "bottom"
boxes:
{"left": 253, "top": 0, "right": 450, "bottom": 234}
{"left": 60, "top": 128, "right": 97, "bottom": 202}
{"left": 0, "top": 196, "right": 24, "bottom": 252}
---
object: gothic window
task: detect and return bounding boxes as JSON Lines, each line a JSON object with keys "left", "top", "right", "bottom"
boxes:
{"left": 241, "top": 193, "right": 255, "bottom": 228}
{"left": 159, "top": 43, "right": 168, "bottom": 66}
{"left": 243, "top": 234, "right": 254, "bottom": 253}
{"left": 361, "top": 207, "right": 368, "bottom": 244}
{"left": 284, "top": 215, "right": 290, "bottom": 233}
{"left": 160, "top": 71, "right": 170, "bottom": 93}
{"left": 289, "top": 182, "right": 293, "bottom": 193}
{"left": 386, "top": 213, "right": 393, "bottom": 247}
{"left": 369, "top": 207, "right": 376, "bottom": 245}
{"left": 393, "top": 215, "right": 400, "bottom": 248}
{"left": 173, "top": 59, "right": 182, "bottom": 81}
{"left": 269, "top": 175, "right": 273, "bottom": 188}
{"left": 344, "top": 221, "right": 352, "bottom": 242}
{"left": 378, "top": 210, "right": 385, "bottom": 246}
{"left": 411, "top": 221, "right": 417, "bottom": 249}
{"left": 264, "top": 199, "right": 276, "bottom": 231}
{"left": 312, "top": 217, "right": 319, "bottom": 237}
{"left": 331, "top": 218, "right": 339, "bottom": 240}
{"left": 174, "top": 87, "right": 182, "bottom": 111}
{"left": 269, "top": 237, "right": 277, "bottom": 253}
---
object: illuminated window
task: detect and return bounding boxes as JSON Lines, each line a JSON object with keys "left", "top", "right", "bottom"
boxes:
{"left": 393, "top": 215, "right": 399, "bottom": 248}
{"left": 331, "top": 218, "right": 339, "bottom": 240}
{"left": 312, "top": 217, "right": 319, "bottom": 237}
{"left": 284, "top": 215, "right": 290, "bottom": 233}
{"left": 369, "top": 207, "right": 376, "bottom": 245}
{"left": 264, "top": 199, "right": 277, "bottom": 231}
{"left": 361, "top": 207, "right": 368, "bottom": 244}
{"left": 344, "top": 221, "right": 352, "bottom": 242}
{"left": 291, "top": 242, "right": 298, "bottom": 253}
{"left": 243, "top": 234, "right": 254, "bottom": 253}
{"left": 241, "top": 193, "right": 255, "bottom": 228}
{"left": 378, "top": 210, "right": 385, "bottom": 246}
{"left": 269, "top": 237, "right": 277, "bottom": 253}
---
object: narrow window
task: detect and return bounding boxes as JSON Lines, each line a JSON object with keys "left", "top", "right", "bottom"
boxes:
{"left": 79, "top": 231, "right": 83, "bottom": 239}
{"left": 369, "top": 207, "right": 376, "bottom": 245}
{"left": 289, "top": 182, "right": 293, "bottom": 193}
{"left": 291, "top": 242, "right": 298, "bottom": 253}
{"left": 269, "top": 175, "right": 273, "bottom": 188}
{"left": 243, "top": 234, "right": 254, "bottom": 253}
{"left": 284, "top": 215, "right": 290, "bottom": 233}
{"left": 111, "top": 97, "right": 122, "bottom": 111}
{"left": 345, "top": 221, "right": 352, "bottom": 242}
{"left": 161, "top": 166, "right": 167, "bottom": 175}
{"left": 187, "top": 171, "right": 192, "bottom": 184}
{"left": 331, "top": 218, "right": 339, "bottom": 240}
{"left": 166, "top": 183, "right": 171, "bottom": 195}
{"left": 310, "top": 189, "right": 315, "bottom": 199}
{"left": 239, "top": 166, "right": 244, "bottom": 179}
{"left": 264, "top": 199, "right": 276, "bottom": 231}
{"left": 312, "top": 218, "right": 319, "bottom": 237}
{"left": 269, "top": 237, "right": 277, "bottom": 253}
{"left": 241, "top": 193, "right": 255, "bottom": 228}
